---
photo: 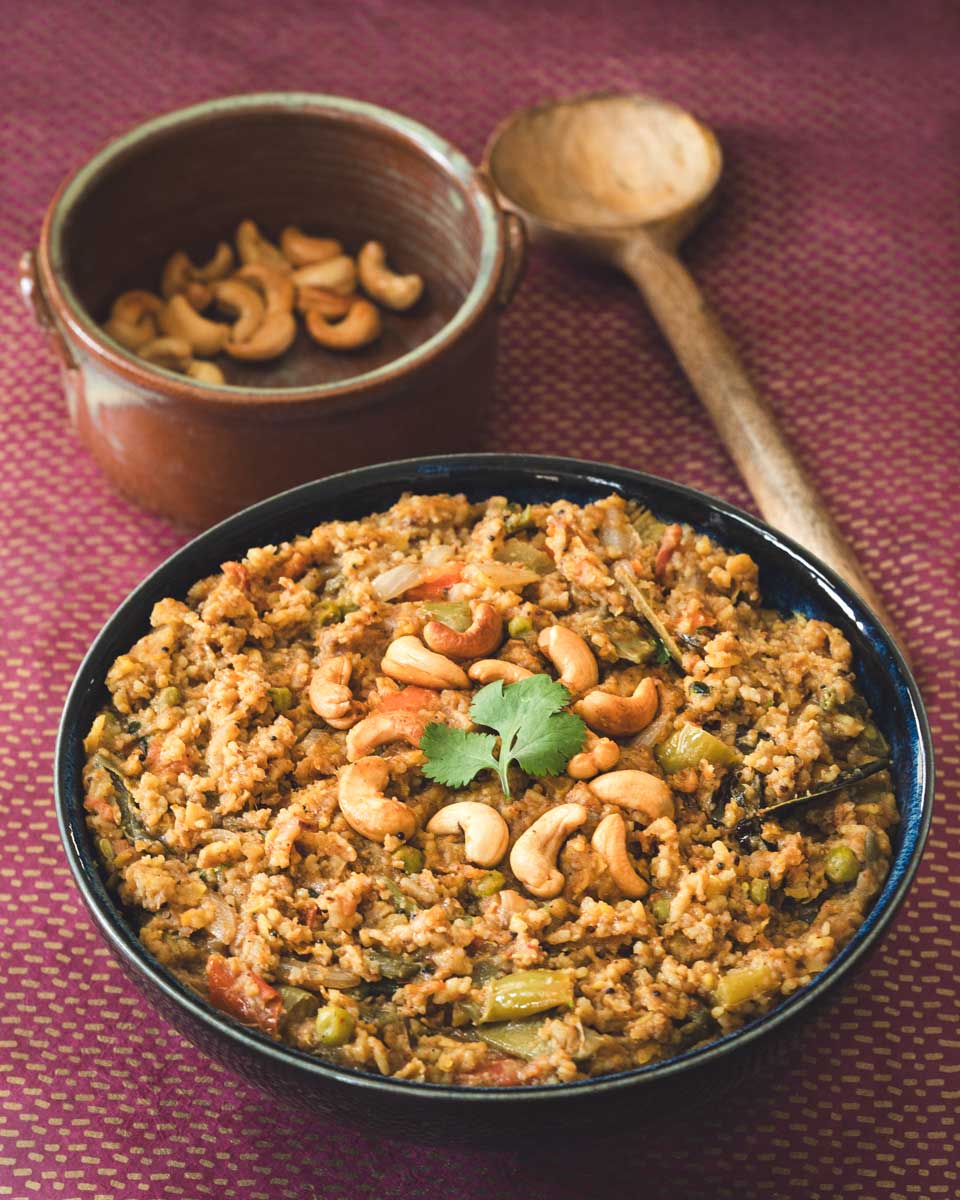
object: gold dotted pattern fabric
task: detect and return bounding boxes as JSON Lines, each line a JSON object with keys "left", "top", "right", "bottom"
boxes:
{"left": 1, "top": 3, "right": 957, "bottom": 1198}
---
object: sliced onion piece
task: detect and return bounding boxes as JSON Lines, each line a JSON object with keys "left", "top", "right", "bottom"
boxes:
{"left": 371, "top": 561, "right": 426, "bottom": 601}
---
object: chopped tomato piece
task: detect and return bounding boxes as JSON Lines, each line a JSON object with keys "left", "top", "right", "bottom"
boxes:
{"left": 404, "top": 563, "right": 464, "bottom": 600}
{"left": 205, "top": 953, "right": 282, "bottom": 1036}
{"left": 654, "top": 524, "right": 682, "bottom": 580}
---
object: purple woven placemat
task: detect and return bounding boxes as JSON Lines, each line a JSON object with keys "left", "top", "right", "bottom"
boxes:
{"left": 1, "top": 2, "right": 957, "bottom": 1197}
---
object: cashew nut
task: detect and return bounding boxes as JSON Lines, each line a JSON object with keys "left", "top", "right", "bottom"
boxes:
{"left": 566, "top": 731, "right": 621, "bottom": 779}
{"left": 104, "top": 315, "right": 157, "bottom": 351}
{"left": 213, "top": 280, "right": 266, "bottom": 342}
{"left": 236, "top": 220, "right": 291, "bottom": 273}
{"left": 294, "top": 286, "right": 355, "bottom": 319}
{"left": 305, "top": 299, "right": 381, "bottom": 351}
{"left": 292, "top": 255, "right": 357, "bottom": 296}
{"left": 337, "top": 756, "right": 416, "bottom": 843}
{"left": 184, "top": 281, "right": 213, "bottom": 311}
{"left": 224, "top": 312, "right": 297, "bottom": 361}
{"left": 467, "top": 660, "right": 534, "bottom": 685}
{"left": 193, "top": 241, "right": 234, "bottom": 282}
{"left": 537, "top": 625, "right": 599, "bottom": 696}
{"left": 158, "top": 294, "right": 229, "bottom": 356}
{"left": 345, "top": 710, "right": 427, "bottom": 762}
{"left": 574, "top": 677, "right": 659, "bottom": 736}
{"left": 281, "top": 226, "right": 343, "bottom": 267}
{"left": 588, "top": 770, "right": 674, "bottom": 825}
{"left": 427, "top": 802, "right": 509, "bottom": 867}
{"left": 591, "top": 812, "right": 648, "bottom": 898}
{"left": 187, "top": 360, "right": 226, "bottom": 385}
{"left": 234, "top": 264, "right": 295, "bottom": 315}
{"left": 509, "top": 803, "right": 587, "bottom": 899}
{"left": 138, "top": 337, "right": 192, "bottom": 372}
{"left": 310, "top": 655, "right": 362, "bottom": 729}
{"left": 161, "top": 251, "right": 195, "bottom": 299}
{"left": 380, "top": 636, "right": 468, "bottom": 690}
{"left": 358, "top": 241, "right": 423, "bottom": 311}
{"left": 423, "top": 602, "right": 503, "bottom": 660}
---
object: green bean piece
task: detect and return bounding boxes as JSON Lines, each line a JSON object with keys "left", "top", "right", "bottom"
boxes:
{"left": 824, "top": 845, "right": 860, "bottom": 884}
{"left": 96, "top": 757, "right": 151, "bottom": 841}
{"left": 279, "top": 985, "right": 320, "bottom": 1025}
{"left": 610, "top": 632, "right": 656, "bottom": 665}
{"left": 366, "top": 948, "right": 420, "bottom": 981}
{"left": 159, "top": 686, "right": 181, "bottom": 706}
{"left": 471, "top": 870, "right": 506, "bottom": 899}
{"left": 690, "top": 681, "right": 711, "bottom": 696}
{"left": 749, "top": 878, "right": 769, "bottom": 904}
{"left": 268, "top": 686, "right": 293, "bottom": 713}
{"left": 715, "top": 963, "right": 776, "bottom": 1008}
{"left": 199, "top": 867, "right": 222, "bottom": 886}
{"left": 312, "top": 599, "right": 343, "bottom": 627}
{"left": 314, "top": 1005, "right": 355, "bottom": 1047}
{"left": 476, "top": 1018, "right": 550, "bottom": 1060}
{"left": 651, "top": 896, "right": 672, "bottom": 924}
{"left": 507, "top": 615, "right": 533, "bottom": 639}
{"left": 499, "top": 539, "right": 553, "bottom": 575}
{"left": 380, "top": 877, "right": 418, "bottom": 917}
{"left": 421, "top": 601, "right": 472, "bottom": 633}
{"left": 655, "top": 723, "right": 740, "bottom": 773}
{"left": 395, "top": 846, "right": 424, "bottom": 874}
{"left": 478, "top": 969, "right": 574, "bottom": 1024}
{"left": 504, "top": 504, "right": 534, "bottom": 533}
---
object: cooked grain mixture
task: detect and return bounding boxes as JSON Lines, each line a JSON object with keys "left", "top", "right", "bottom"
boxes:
{"left": 83, "top": 493, "right": 897, "bottom": 1086}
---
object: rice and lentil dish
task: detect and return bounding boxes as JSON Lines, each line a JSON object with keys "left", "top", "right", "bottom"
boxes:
{"left": 82, "top": 493, "right": 897, "bottom": 1086}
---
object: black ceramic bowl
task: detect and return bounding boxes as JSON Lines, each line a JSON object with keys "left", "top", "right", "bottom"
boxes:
{"left": 56, "top": 454, "right": 933, "bottom": 1138}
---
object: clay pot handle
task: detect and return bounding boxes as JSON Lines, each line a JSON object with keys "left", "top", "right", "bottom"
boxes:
{"left": 497, "top": 211, "right": 527, "bottom": 307}
{"left": 19, "top": 249, "right": 76, "bottom": 370}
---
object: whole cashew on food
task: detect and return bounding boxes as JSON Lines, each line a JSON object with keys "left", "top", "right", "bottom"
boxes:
{"left": 358, "top": 241, "right": 423, "bottom": 311}
{"left": 338, "top": 756, "right": 416, "bottom": 843}
{"left": 574, "top": 677, "right": 659, "bottom": 736}
{"left": 426, "top": 801, "right": 509, "bottom": 868}
{"left": 381, "top": 637, "right": 469, "bottom": 690}
{"left": 538, "top": 625, "right": 599, "bottom": 695}
{"left": 467, "top": 660, "right": 533, "bottom": 685}
{"left": 591, "top": 812, "right": 648, "bottom": 898}
{"left": 566, "top": 730, "right": 621, "bottom": 779}
{"left": 423, "top": 602, "right": 503, "bottom": 660}
{"left": 310, "top": 656, "right": 363, "bottom": 729}
{"left": 588, "top": 770, "right": 674, "bottom": 825}
{"left": 509, "top": 803, "right": 587, "bottom": 899}
{"left": 346, "top": 710, "right": 428, "bottom": 762}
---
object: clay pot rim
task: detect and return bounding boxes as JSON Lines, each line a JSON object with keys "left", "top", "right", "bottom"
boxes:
{"left": 36, "top": 92, "right": 507, "bottom": 408}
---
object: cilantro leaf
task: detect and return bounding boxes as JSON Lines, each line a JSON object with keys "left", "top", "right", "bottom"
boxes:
{"left": 419, "top": 725, "right": 498, "bottom": 788}
{"left": 420, "top": 674, "right": 588, "bottom": 797}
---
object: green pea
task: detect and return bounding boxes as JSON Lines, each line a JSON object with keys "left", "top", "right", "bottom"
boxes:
{"left": 312, "top": 600, "right": 343, "bottom": 627}
{"left": 396, "top": 846, "right": 424, "bottom": 874}
{"left": 471, "top": 870, "right": 506, "bottom": 898}
{"left": 315, "top": 1005, "right": 355, "bottom": 1047}
{"left": 749, "top": 878, "right": 769, "bottom": 904}
{"left": 507, "top": 615, "right": 533, "bottom": 638}
{"left": 651, "top": 896, "right": 672, "bottom": 924}
{"left": 200, "top": 867, "right": 222, "bottom": 886}
{"left": 267, "top": 686, "right": 293, "bottom": 713}
{"left": 825, "top": 845, "right": 860, "bottom": 885}
{"left": 158, "top": 686, "right": 181, "bottom": 706}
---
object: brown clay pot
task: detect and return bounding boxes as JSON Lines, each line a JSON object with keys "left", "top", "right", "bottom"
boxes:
{"left": 21, "top": 93, "right": 524, "bottom": 528}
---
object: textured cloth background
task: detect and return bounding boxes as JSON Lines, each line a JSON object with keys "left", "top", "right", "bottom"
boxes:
{"left": 1, "top": 2, "right": 957, "bottom": 1197}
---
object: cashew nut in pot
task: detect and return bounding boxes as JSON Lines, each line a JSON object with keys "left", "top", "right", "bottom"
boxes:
{"left": 193, "top": 241, "right": 234, "bottom": 282}
{"left": 186, "top": 360, "right": 226, "bottom": 385}
{"left": 337, "top": 757, "right": 416, "bottom": 843}
{"left": 380, "top": 636, "right": 468, "bottom": 690}
{"left": 509, "top": 803, "right": 587, "bottom": 899}
{"left": 467, "top": 660, "right": 534, "bottom": 685}
{"left": 112, "top": 290, "right": 164, "bottom": 325}
{"left": 427, "top": 802, "right": 509, "bottom": 868}
{"left": 104, "top": 314, "right": 157, "bottom": 351}
{"left": 158, "top": 294, "right": 229, "bottom": 356}
{"left": 591, "top": 812, "right": 648, "bottom": 898}
{"left": 138, "top": 337, "right": 192, "bottom": 372}
{"left": 161, "top": 251, "right": 194, "bottom": 299}
{"left": 345, "top": 710, "right": 428, "bottom": 762}
{"left": 234, "top": 264, "right": 295, "bottom": 315}
{"left": 574, "top": 677, "right": 659, "bottom": 736}
{"left": 294, "top": 286, "right": 355, "bottom": 319}
{"left": 281, "top": 226, "right": 343, "bottom": 267}
{"left": 292, "top": 255, "right": 357, "bottom": 296}
{"left": 588, "top": 770, "right": 674, "bottom": 825}
{"left": 214, "top": 280, "right": 265, "bottom": 342}
{"left": 423, "top": 602, "right": 504, "bottom": 660}
{"left": 357, "top": 241, "right": 423, "bottom": 311}
{"left": 305, "top": 299, "right": 381, "bottom": 351}
{"left": 225, "top": 312, "right": 297, "bottom": 361}
{"left": 310, "top": 656, "right": 362, "bottom": 729}
{"left": 537, "top": 625, "right": 599, "bottom": 696}
{"left": 566, "top": 731, "right": 621, "bottom": 780}
{"left": 235, "top": 220, "right": 291, "bottom": 272}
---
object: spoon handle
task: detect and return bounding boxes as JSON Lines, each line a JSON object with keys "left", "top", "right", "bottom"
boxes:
{"left": 619, "top": 235, "right": 907, "bottom": 659}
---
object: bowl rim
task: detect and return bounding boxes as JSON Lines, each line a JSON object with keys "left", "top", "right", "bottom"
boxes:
{"left": 56, "top": 452, "right": 934, "bottom": 1104}
{"left": 36, "top": 92, "right": 506, "bottom": 406}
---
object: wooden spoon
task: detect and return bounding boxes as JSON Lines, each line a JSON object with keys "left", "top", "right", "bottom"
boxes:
{"left": 484, "top": 92, "right": 904, "bottom": 655}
